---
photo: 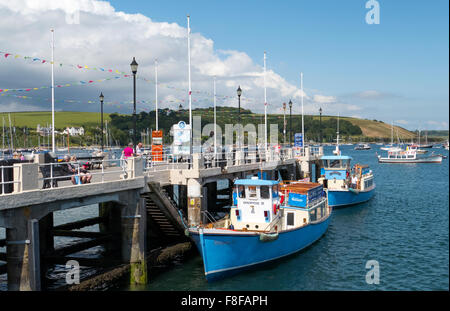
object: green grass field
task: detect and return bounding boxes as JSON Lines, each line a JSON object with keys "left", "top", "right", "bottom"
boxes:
{"left": 0, "top": 111, "right": 112, "bottom": 129}
{"left": 0, "top": 110, "right": 419, "bottom": 140}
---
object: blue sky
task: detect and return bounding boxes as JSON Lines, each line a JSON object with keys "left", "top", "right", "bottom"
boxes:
{"left": 109, "top": 0, "right": 449, "bottom": 129}
{"left": 0, "top": 0, "right": 448, "bottom": 130}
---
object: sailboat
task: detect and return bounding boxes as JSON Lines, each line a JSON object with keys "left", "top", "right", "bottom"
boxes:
{"left": 417, "top": 130, "right": 433, "bottom": 148}
{"left": 380, "top": 121, "right": 401, "bottom": 152}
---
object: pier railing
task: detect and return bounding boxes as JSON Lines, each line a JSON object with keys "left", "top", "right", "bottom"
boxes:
{"left": 0, "top": 157, "right": 142, "bottom": 196}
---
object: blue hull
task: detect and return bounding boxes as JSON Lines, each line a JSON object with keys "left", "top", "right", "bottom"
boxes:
{"left": 327, "top": 187, "right": 375, "bottom": 208}
{"left": 190, "top": 215, "right": 332, "bottom": 281}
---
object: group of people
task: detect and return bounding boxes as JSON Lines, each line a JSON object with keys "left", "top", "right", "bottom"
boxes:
{"left": 122, "top": 142, "right": 144, "bottom": 159}
{"left": 63, "top": 155, "right": 92, "bottom": 184}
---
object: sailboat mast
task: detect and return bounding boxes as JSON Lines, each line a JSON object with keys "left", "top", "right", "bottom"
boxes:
{"left": 8, "top": 113, "right": 13, "bottom": 152}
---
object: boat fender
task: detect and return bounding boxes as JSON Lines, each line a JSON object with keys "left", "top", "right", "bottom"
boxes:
{"left": 273, "top": 203, "right": 277, "bottom": 215}
{"left": 259, "top": 232, "right": 279, "bottom": 242}
{"left": 184, "top": 229, "right": 190, "bottom": 237}
{"left": 280, "top": 194, "right": 285, "bottom": 205}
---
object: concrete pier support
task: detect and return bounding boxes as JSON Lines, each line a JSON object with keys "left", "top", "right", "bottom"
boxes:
{"left": 120, "top": 192, "right": 147, "bottom": 285}
{"left": 187, "top": 178, "right": 202, "bottom": 227}
{"left": 99, "top": 202, "right": 121, "bottom": 254}
{"left": 6, "top": 216, "right": 41, "bottom": 291}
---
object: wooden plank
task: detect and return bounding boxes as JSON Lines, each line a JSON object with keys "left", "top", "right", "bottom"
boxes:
{"left": 51, "top": 230, "right": 109, "bottom": 239}
{"left": 51, "top": 235, "right": 112, "bottom": 257}
{"left": 53, "top": 217, "right": 106, "bottom": 231}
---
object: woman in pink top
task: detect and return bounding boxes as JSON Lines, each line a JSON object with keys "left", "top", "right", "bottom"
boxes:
{"left": 122, "top": 143, "right": 134, "bottom": 159}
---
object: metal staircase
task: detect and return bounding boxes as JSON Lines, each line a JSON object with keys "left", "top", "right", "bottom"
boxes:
{"left": 143, "top": 182, "right": 188, "bottom": 240}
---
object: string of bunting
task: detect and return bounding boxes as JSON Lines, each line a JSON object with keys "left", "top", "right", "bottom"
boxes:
{"left": 0, "top": 50, "right": 258, "bottom": 103}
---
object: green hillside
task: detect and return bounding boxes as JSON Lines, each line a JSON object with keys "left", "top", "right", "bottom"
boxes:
{"left": 0, "top": 111, "right": 112, "bottom": 129}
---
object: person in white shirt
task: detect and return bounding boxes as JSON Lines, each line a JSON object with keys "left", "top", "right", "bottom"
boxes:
{"left": 351, "top": 175, "right": 358, "bottom": 189}
{"left": 136, "top": 142, "right": 143, "bottom": 156}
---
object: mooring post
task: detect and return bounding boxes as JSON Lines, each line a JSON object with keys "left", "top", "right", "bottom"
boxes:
{"left": 121, "top": 191, "right": 147, "bottom": 285}
{"left": 6, "top": 215, "right": 41, "bottom": 291}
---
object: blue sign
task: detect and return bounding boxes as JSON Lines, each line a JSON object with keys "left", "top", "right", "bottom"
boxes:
{"left": 294, "top": 133, "right": 303, "bottom": 147}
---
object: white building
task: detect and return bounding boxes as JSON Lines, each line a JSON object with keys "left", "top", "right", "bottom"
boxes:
{"left": 62, "top": 127, "right": 85, "bottom": 136}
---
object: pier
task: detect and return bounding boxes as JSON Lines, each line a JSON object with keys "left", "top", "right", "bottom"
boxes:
{"left": 0, "top": 145, "right": 323, "bottom": 290}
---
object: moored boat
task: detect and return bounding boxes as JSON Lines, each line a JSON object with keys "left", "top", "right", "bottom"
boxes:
{"left": 318, "top": 155, "right": 375, "bottom": 208}
{"left": 354, "top": 143, "right": 371, "bottom": 150}
{"left": 377, "top": 146, "right": 442, "bottom": 163}
{"left": 188, "top": 177, "right": 331, "bottom": 281}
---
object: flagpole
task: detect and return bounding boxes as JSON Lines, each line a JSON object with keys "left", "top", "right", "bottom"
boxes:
{"left": 51, "top": 28, "right": 55, "bottom": 153}
{"left": 301, "top": 72, "right": 304, "bottom": 147}
{"left": 155, "top": 58, "right": 158, "bottom": 131}
{"left": 187, "top": 15, "right": 193, "bottom": 155}
{"left": 264, "top": 51, "right": 267, "bottom": 152}
{"left": 213, "top": 75, "right": 217, "bottom": 159}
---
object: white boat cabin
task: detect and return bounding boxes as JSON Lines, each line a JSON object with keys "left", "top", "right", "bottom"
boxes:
{"left": 319, "top": 155, "right": 374, "bottom": 192}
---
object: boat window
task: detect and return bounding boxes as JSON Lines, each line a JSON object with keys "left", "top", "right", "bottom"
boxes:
{"left": 330, "top": 160, "right": 341, "bottom": 168}
{"left": 246, "top": 186, "right": 257, "bottom": 198}
{"left": 322, "top": 160, "right": 329, "bottom": 168}
{"left": 272, "top": 185, "right": 278, "bottom": 198}
{"left": 260, "top": 186, "right": 270, "bottom": 199}
{"left": 287, "top": 212, "right": 294, "bottom": 226}
{"left": 238, "top": 186, "right": 245, "bottom": 198}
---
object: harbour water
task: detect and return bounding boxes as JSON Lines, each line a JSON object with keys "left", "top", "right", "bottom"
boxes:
{"left": 130, "top": 145, "right": 449, "bottom": 291}
{"left": 1, "top": 145, "right": 448, "bottom": 290}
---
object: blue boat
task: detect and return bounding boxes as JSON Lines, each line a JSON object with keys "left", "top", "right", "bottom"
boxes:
{"left": 188, "top": 177, "right": 332, "bottom": 281}
{"left": 319, "top": 154, "right": 375, "bottom": 208}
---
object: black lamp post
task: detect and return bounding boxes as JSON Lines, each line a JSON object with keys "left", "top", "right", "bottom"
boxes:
{"left": 237, "top": 86, "right": 242, "bottom": 148}
{"left": 319, "top": 107, "right": 322, "bottom": 144}
{"left": 99, "top": 92, "right": 104, "bottom": 151}
{"left": 289, "top": 100, "right": 293, "bottom": 147}
{"left": 130, "top": 57, "right": 138, "bottom": 153}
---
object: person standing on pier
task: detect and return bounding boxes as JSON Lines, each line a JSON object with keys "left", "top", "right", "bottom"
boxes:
{"left": 136, "top": 142, "right": 143, "bottom": 156}
{"left": 122, "top": 142, "right": 134, "bottom": 159}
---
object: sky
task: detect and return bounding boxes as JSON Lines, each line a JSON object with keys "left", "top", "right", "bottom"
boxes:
{"left": 0, "top": 0, "right": 448, "bottom": 130}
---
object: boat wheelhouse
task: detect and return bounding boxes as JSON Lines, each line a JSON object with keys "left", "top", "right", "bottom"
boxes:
{"left": 318, "top": 155, "right": 375, "bottom": 208}
{"left": 188, "top": 177, "right": 331, "bottom": 281}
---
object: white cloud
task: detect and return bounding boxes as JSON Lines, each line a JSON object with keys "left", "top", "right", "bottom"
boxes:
{"left": 1, "top": 0, "right": 329, "bottom": 116}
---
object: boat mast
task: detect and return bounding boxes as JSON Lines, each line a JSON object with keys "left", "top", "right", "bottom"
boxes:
{"left": 8, "top": 113, "right": 13, "bottom": 152}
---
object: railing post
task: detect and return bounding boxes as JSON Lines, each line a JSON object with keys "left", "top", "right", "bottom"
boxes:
{"left": 125, "top": 157, "right": 144, "bottom": 179}
{"left": 13, "top": 163, "right": 38, "bottom": 193}
{"left": 192, "top": 153, "right": 203, "bottom": 171}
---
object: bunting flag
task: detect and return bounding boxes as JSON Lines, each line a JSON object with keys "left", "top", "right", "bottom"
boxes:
{"left": 0, "top": 50, "right": 259, "bottom": 104}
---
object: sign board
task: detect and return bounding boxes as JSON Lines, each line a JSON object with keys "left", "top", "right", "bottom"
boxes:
{"left": 152, "top": 130, "right": 163, "bottom": 161}
{"left": 294, "top": 133, "right": 303, "bottom": 147}
{"left": 172, "top": 121, "right": 191, "bottom": 155}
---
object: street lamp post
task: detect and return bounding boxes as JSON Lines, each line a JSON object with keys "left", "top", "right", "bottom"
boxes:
{"left": 289, "top": 100, "right": 293, "bottom": 147}
{"left": 237, "top": 86, "right": 242, "bottom": 149}
{"left": 99, "top": 92, "right": 104, "bottom": 152}
{"left": 130, "top": 57, "right": 138, "bottom": 153}
{"left": 319, "top": 107, "right": 322, "bottom": 144}
{"left": 283, "top": 102, "right": 286, "bottom": 145}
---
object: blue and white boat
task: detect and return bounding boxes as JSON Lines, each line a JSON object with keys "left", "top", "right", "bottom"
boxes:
{"left": 188, "top": 177, "right": 331, "bottom": 281}
{"left": 318, "top": 154, "right": 375, "bottom": 208}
